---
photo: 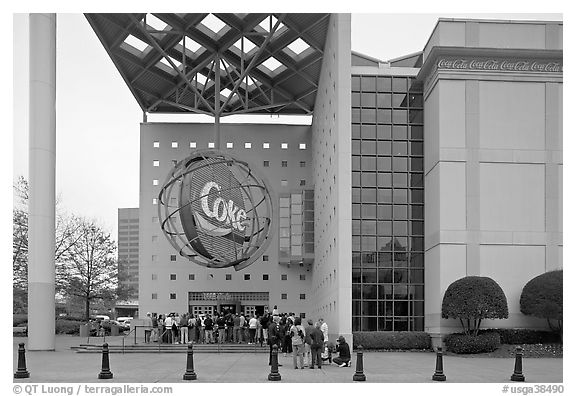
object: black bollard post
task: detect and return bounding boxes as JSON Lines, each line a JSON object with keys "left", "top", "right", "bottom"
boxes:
{"left": 268, "top": 345, "right": 281, "bottom": 381}
{"left": 510, "top": 346, "right": 525, "bottom": 382}
{"left": 98, "top": 343, "right": 113, "bottom": 379}
{"left": 14, "top": 343, "right": 30, "bottom": 379}
{"left": 352, "top": 345, "right": 366, "bottom": 382}
{"left": 182, "top": 343, "right": 197, "bottom": 380}
{"left": 432, "top": 346, "right": 446, "bottom": 381}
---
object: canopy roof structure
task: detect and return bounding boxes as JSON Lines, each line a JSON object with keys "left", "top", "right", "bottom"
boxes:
{"left": 85, "top": 13, "right": 331, "bottom": 117}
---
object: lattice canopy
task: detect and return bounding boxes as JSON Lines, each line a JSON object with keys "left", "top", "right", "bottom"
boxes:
{"left": 85, "top": 13, "right": 331, "bottom": 116}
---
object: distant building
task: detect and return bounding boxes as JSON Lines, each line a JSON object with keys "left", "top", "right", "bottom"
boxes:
{"left": 118, "top": 208, "right": 140, "bottom": 299}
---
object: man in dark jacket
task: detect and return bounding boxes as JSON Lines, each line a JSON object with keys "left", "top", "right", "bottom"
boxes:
{"left": 267, "top": 316, "right": 283, "bottom": 366}
{"left": 332, "top": 335, "right": 352, "bottom": 367}
{"left": 309, "top": 322, "right": 324, "bottom": 369}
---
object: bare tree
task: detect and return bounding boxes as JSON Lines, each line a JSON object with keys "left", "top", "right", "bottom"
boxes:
{"left": 57, "top": 218, "right": 118, "bottom": 321}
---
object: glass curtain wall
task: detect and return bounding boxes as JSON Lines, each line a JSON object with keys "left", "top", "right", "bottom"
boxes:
{"left": 351, "top": 75, "right": 424, "bottom": 331}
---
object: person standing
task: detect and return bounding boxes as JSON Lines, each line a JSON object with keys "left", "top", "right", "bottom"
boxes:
{"left": 281, "top": 317, "right": 293, "bottom": 357}
{"left": 198, "top": 315, "right": 205, "bottom": 344}
{"left": 204, "top": 314, "right": 214, "bottom": 344}
{"left": 290, "top": 317, "right": 306, "bottom": 369}
{"left": 180, "top": 313, "right": 189, "bottom": 344}
{"left": 188, "top": 314, "right": 196, "bottom": 343}
{"left": 172, "top": 313, "right": 180, "bottom": 344}
{"left": 225, "top": 311, "right": 234, "bottom": 343}
{"left": 163, "top": 314, "right": 173, "bottom": 344}
{"left": 248, "top": 315, "right": 258, "bottom": 344}
{"left": 267, "top": 316, "right": 283, "bottom": 366}
{"left": 238, "top": 313, "right": 246, "bottom": 343}
{"left": 233, "top": 313, "right": 241, "bottom": 343}
{"left": 143, "top": 312, "right": 153, "bottom": 343}
{"left": 319, "top": 318, "right": 330, "bottom": 363}
{"left": 309, "top": 321, "right": 324, "bottom": 369}
{"left": 260, "top": 312, "right": 269, "bottom": 345}
{"left": 304, "top": 319, "right": 314, "bottom": 367}
{"left": 216, "top": 313, "right": 226, "bottom": 344}
{"left": 332, "top": 336, "right": 352, "bottom": 367}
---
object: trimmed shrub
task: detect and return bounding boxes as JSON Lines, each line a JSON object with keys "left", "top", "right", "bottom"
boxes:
{"left": 55, "top": 319, "right": 83, "bottom": 335}
{"left": 478, "top": 329, "right": 561, "bottom": 345}
{"left": 352, "top": 331, "right": 431, "bottom": 350}
{"left": 444, "top": 332, "right": 501, "bottom": 354}
{"left": 442, "top": 276, "right": 508, "bottom": 336}
{"left": 520, "top": 270, "right": 563, "bottom": 333}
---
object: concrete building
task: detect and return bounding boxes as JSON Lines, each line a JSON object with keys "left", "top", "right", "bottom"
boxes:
{"left": 117, "top": 208, "right": 140, "bottom": 299}
{"left": 22, "top": 14, "right": 560, "bottom": 351}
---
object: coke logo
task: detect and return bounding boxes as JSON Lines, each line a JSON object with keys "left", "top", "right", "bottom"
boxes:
{"left": 199, "top": 181, "right": 247, "bottom": 233}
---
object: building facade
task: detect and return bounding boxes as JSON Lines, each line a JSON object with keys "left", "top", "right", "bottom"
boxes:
{"left": 118, "top": 208, "right": 140, "bottom": 299}
{"left": 138, "top": 17, "right": 562, "bottom": 344}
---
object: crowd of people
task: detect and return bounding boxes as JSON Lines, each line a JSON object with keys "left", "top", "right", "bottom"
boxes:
{"left": 143, "top": 306, "right": 352, "bottom": 369}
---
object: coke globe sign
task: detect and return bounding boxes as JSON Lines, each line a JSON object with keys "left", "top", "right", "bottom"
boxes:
{"left": 158, "top": 150, "right": 275, "bottom": 270}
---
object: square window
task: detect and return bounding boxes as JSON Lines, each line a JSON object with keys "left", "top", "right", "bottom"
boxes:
{"left": 281, "top": 274, "right": 288, "bottom": 281}
{"left": 281, "top": 160, "right": 288, "bottom": 167}
{"left": 245, "top": 142, "right": 252, "bottom": 149}
{"left": 152, "top": 293, "right": 158, "bottom": 300}
{"left": 281, "top": 293, "right": 287, "bottom": 300}
{"left": 281, "top": 180, "right": 288, "bottom": 187}
{"left": 170, "top": 274, "right": 176, "bottom": 281}
{"left": 171, "top": 141, "right": 178, "bottom": 148}
{"left": 208, "top": 142, "right": 215, "bottom": 148}
{"left": 227, "top": 142, "right": 234, "bottom": 149}
{"left": 170, "top": 255, "right": 177, "bottom": 261}
{"left": 281, "top": 143, "right": 288, "bottom": 149}
{"left": 299, "top": 143, "right": 306, "bottom": 149}
{"left": 244, "top": 274, "right": 251, "bottom": 280}
{"left": 300, "top": 161, "right": 306, "bottom": 167}
{"left": 300, "top": 294, "right": 306, "bottom": 300}
{"left": 153, "top": 141, "right": 160, "bottom": 148}
{"left": 170, "top": 293, "right": 176, "bottom": 300}
{"left": 226, "top": 274, "right": 232, "bottom": 280}
{"left": 153, "top": 160, "right": 159, "bottom": 167}
{"left": 190, "top": 142, "right": 197, "bottom": 148}
{"left": 152, "top": 198, "right": 157, "bottom": 204}
{"left": 263, "top": 161, "right": 270, "bottom": 167}
{"left": 263, "top": 142, "right": 270, "bottom": 149}
{"left": 153, "top": 179, "right": 159, "bottom": 186}
{"left": 189, "top": 274, "right": 195, "bottom": 280}
{"left": 263, "top": 274, "right": 269, "bottom": 280}
{"left": 300, "top": 274, "right": 306, "bottom": 281}
{"left": 300, "top": 180, "right": 306, "bottom": 186}
{"left": 152, "top": 274, "right": 158, "bottom": 280}
{"left": 263, "top": 255, "right": 269, "bottom": 261}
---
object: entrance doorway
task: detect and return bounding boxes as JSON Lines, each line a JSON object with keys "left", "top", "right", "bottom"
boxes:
{"left": 190, "top": 305, "right": 215, "bottom": 317}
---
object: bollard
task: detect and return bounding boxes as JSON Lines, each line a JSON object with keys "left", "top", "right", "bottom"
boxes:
{"left": 510, "top": 346, "right": 525, "bottom": 382}
{"left": 352, "top": 345, "right": 366, "bottom": 382}
{"left": 432, "top": 346, "right": 446, "bottom": 381}
{"left": 14, "top": 343, "right": 30, "bottom": 379}
{"left": 182, "top": 343, "right": 197, "bottom": 380}
{"left": 267, "top": 345, "right": 281, "bottom": 381}
{"left": 98, "top": 343, "right": 113, "bottom": 379}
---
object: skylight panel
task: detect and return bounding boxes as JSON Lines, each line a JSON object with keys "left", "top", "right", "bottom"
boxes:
{"left": 287, "top": 38, "right": 310, "bottom": 55}
{"left": 233, "top": 37, "right": 256, "bottom": 53}
{"left": 221, "top": 88, "right": 232, "bottom": 97}
{"left": 201, "top": 14, "right": 227, "bottom": 34}
{"left": 178, "top": 37, "right": 201, "bottom": 53}
{"left": 160, "top": 56, "right": 181, "bottom": 69}
{"left": 146, "top": 14, "right": 168, "bottom": 31}
{"left": 259, "top": 15, "right": 284, "bottom": 32}
{"left": 124, "top": 34, "right": 149, "bottom": 52}
{"left": 261, "top": 57, "right": 283, "bottom": 72}
{"left": 196, "top": 73, "right": 208, "bottom": 86}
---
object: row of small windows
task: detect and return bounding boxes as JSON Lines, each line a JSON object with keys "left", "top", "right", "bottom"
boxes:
{"left": 152, "top": 272, "right": 305, "bottom": 281}
{"left": 152, "top": 179, "right": 305, "bottom": 188}
{"left": 152, "top": 293, "right": 305, "bottom": 300}
{"left": 154, "top": 160, "right": 307, "bottom": 168}
{"left": 153, "top": 141, "right": 307, "bottom": 150}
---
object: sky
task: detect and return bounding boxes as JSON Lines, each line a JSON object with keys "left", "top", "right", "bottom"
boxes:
{"left": 11, "top": 11, "right": 564, "bottom": 240}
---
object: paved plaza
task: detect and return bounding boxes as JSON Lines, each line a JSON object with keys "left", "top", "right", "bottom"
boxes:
{"left": 13, "top": 336, "right": 562, "bottom": 383}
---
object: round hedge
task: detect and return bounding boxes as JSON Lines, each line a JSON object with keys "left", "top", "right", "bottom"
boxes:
{"left": 444, "top": 332, "right": 501, "bottom": 354}
{"left": 520, "top": 270, "right": 562, "bottom": 322}
{"left": 442, "top": 276, "right": 508, "bottom": 323}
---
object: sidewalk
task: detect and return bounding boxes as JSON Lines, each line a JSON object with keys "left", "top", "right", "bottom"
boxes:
{"left": 13, "top": 336, "right": 563, "bottom": 383}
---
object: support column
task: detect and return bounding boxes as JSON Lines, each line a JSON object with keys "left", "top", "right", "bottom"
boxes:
{"left": 214, "top": 54, "right": 221, "bottom": 149}
{"left": 28, "top": 13, "right": 56, "bottom": 351}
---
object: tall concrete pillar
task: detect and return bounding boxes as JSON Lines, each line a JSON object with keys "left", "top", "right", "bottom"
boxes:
{"left": 28, "top": 13, "right": 56, "bottom": 351}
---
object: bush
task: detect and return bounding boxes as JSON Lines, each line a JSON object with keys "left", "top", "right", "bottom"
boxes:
{"left": 442, "top": 276, "right": 508, "bottom": 335}
{"left": 444, "top": 332, "right": 501, "bottom": 354}
{"left": 478, "top": 329, "right": 561, "bottom": 345}
{"left": 55, "top": 319, "right": 83, "bottom": 335}
{"left": 352, "top": 332, "right": 431, "bottom": 350}
{"left": 520, "top": 270, "right": 562, "bottom": 333}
